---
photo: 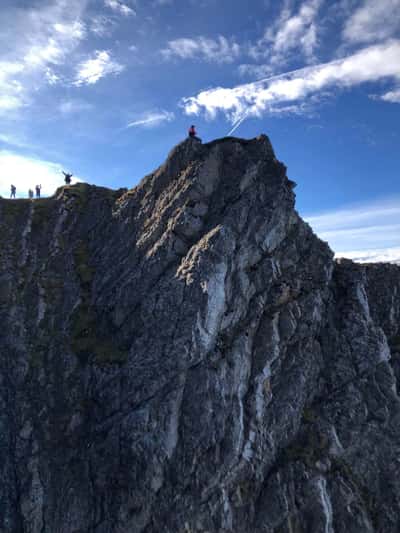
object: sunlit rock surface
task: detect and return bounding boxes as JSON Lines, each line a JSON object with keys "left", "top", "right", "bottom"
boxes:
{"left": 0, "top": 136, "right": 399, "bottom": 532}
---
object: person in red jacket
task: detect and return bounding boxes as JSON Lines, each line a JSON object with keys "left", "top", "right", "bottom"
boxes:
{"left": 188, "top": 125, "right": 201, "bottom": 142}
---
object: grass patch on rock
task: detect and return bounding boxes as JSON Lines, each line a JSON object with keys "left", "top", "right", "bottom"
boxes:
{"left": 70, "top": 239, "right": 128, "bottom": 365}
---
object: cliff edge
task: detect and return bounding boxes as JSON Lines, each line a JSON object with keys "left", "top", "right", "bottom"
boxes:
{"left": 0, "top": 135, "right": 399, "bottom": 532}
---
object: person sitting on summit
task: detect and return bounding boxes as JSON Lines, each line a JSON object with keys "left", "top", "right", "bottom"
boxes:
{"left": 188, "top": 125, "right": 201, "bottom": 142}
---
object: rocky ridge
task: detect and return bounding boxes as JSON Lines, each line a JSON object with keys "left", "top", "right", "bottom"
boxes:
{"left": 0, "top": 135, "right": 399, "bottom": 532}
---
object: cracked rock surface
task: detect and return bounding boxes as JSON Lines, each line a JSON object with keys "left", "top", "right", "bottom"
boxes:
{"left": 0, "top": 135, "right": 399, "bottom": 532}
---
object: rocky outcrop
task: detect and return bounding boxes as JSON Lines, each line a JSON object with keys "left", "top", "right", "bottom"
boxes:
{"left": 0, "top": 135, "right": 399, "bottom": 532}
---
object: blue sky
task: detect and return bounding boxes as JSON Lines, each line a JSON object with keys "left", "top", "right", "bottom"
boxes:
{"left": 0, "top": 0, "right": 400, "bottom": 261}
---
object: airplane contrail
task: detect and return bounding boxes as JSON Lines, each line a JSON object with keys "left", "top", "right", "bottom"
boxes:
{"left": 250, "top": 63, "right": 317, "bottom": 86}
{"left": 227, "top": 112, "right": 249, "bottom": 136}
{"left": 225, "top": 62, "right": 325, "bottom": 136}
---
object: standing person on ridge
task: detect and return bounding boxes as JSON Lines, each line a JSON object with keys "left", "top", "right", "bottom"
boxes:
{"left": 35, "top": 184, "right": 41, "bottom": 198}
{"left": 62, "top": 171, "right": 73, "bottom": 185}
{"left": 10, "top": 184, "right": 16, "bottom": 198}
{"left": 28, "top": 189, "right": 34, "bottom": 199}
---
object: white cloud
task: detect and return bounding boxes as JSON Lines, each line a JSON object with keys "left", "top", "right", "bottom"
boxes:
{"left": 0, "top": 61, "right": 26, "bottom": 112}
{"left": 181, "top": 40, "right": 400, "bottom": 123}
{"left": 377, "top": 87, "right": 400, "bottom": 103}
{"left": 45, "top": 68, "right": 61, "bottom": 85}
{"left": 162, "top": 36, "right": 241, "bottom": 63}
{"left": 74, "top": 51, "right": 124, "bottom": 86}
{"left": 126, "top": 110, "right": 175, "bottom": 128}
{"left": 0, "top": 151, "right": 67, "bottom": 198}
{"left": 59, "top": 99, "right": 94, "bottom": 114}
{"left": 23, "top": 21, "right": 86, "bottom": 69}
{"left": 250, "top": 0, "right": 323, "bottom": 65}
{"left": 0, "top": 61, "right": 24, "bottom": 79}
{"left": 164, "top": 2, "right": 323, "bottom": 76}
{"left": 0, "top": 94, "right": 24, "bottom": 113}
{"left": 24, "top": 40, "right": 64, "bottom": 67}
{"left": 343, "top": 0, "right": 400, "bottom": 44}
{"left": 0, "top": 133, "right": 39, "bottom": 151}
{"left": 104, "top": 0, "right": 136, "bottom": 16}
{"left": 305, "top": 197, "right": 400, "bottom": 255}
{"left": 238, "top": 63, "right": 274, "bottom": 79}
{"left": 271, "top": 0, "right": 321, "bottom": 59}
{"left": 335, "top": 247, "right": 400, "bottom": 263}
{"left": 0, "top": 1, "right": 88, "bottom": 114}
{"left": 90, "top": 15, "right": 116, "bottom": 37}
{"left": 53, "top": 21, "right": 86, "bottom": 39}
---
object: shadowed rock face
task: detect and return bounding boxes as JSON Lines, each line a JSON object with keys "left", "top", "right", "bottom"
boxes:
{"left": 0, "top": 135, "right": 399, "bottom": 533}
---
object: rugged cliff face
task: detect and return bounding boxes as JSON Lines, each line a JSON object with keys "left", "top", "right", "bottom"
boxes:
{"left": 0, "top": 135, "right": 399, "bottom": 533}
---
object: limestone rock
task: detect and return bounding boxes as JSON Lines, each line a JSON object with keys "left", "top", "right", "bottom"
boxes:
{"left": 0, "top": 136, "right": 399, "bottom": 532}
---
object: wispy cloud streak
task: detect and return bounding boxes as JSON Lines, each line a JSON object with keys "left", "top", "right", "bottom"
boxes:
{"left": 104, "top": 0, "right": 136, "bottom": 16}
{"left": 126, "top": 110, "right": 175, "bottom": 128}
{"left": 182, "top": 40, "right": 400, "bottom": 124}
{"left": 250, "top": 0, "right": 323, "bottom": 65}
{"left": 0, "top": 0, "right": 88, "bottom": 113}
{"left": 305, "top": 198, "right": 400, "bottom": 260}
{"left": 162, "top": 36, "right": 241, "bottom": 63}
{"left": 343, "top": 0, "right": 400, "bottom": 44}
{"left": 74, "top": 50, "right": 124, "bottom": 86}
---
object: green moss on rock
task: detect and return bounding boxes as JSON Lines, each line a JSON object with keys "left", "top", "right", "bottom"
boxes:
{"left": 73, "top": 240, "right": 95, "bottom": 286}
{"left": 70, "top": 301, "right": 128, "bottom": 365}
{"left": 32, "top": 199, "right": 53, "bottom": 231}
{"left": 70, "top": 239, "right": 128, "bottom": 365}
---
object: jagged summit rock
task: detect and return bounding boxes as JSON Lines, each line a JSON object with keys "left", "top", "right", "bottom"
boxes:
{"left": 0, "top": 136, "right": 399, "bottom": 532}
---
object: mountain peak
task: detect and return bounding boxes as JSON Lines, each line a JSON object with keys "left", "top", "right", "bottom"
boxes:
{"left": 0, "top": 136, "right": 399, "bottom": 532}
